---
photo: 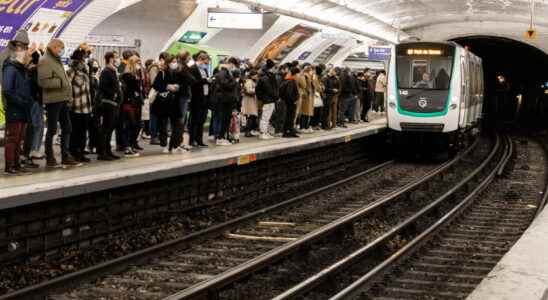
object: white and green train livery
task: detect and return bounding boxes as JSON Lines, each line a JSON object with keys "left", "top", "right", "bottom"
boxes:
{"left": 387, "top": 41, "right": 484, "bottom": 151}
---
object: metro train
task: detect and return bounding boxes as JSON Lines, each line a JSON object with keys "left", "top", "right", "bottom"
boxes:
{"left": 386, "top": 41, "right": 484, "bottom": 155}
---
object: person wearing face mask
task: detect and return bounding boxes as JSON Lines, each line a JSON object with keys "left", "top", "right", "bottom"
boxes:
{"left": 38, "top": 38, "right": 80, "bottom": 167}
{"left": 66, "top": 48, "right": 93, "bottom": 163}
{"left": 87, "top": 58, "right": 101, "bottom": 154}
{"left": 2, "top": 44, "right": 34, "bottom": 175}
{"left": 152, "top": 54, "right": 186, "bottom": 153}
{"left": 211, "top": 57, "right": 239, "bottom": 146}
{"left": 189, "top": 51, "right": 211, "bottom": 148}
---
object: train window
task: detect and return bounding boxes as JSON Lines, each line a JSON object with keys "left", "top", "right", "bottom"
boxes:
{"left": 397, "top": 55, "right": 453, "bottom": 90}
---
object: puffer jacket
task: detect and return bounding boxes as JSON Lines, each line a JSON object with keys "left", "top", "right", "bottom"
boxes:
{"left": 37, "top": 48, "right": 73, "bottom": 104}
{"left": 2, "top": 59, "right": 32, "bottom": 122}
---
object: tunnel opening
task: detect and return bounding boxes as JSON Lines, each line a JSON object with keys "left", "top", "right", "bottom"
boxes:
{"left": 451, "top": 36, "right": 548, "bottom": 130}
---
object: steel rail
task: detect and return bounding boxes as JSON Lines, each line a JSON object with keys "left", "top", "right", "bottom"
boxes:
{"left": 329, "top": 134, "right": 507, "bottom": 300}
{"left": 164, "top": 137, "right": 482, "bottom": 300}
{"left": 0, "top": 159, "right": 394, "bottom": 300}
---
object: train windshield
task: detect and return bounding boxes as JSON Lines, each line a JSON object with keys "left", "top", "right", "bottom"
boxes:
{"left": 396, "top": 44, "right": 455, "bottom": 90}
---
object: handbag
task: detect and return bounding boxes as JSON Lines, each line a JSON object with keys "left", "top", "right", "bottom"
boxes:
{"left": 313, "top": 91, "right": 323, "bottom": 108}
{"left": 148, "top": 88, "right": 158, "bottom": 104}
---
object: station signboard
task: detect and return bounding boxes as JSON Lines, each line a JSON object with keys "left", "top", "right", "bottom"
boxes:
{"left": 207, "top": 11, "right": 263, "bottom": 30}
{"left": 368, "top": 46, "right": 391, "bottom": 61}
{"left": 0, "top": 0, "right": 88, "bottom": 51}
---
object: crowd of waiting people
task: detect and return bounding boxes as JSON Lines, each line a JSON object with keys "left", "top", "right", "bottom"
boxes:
{"left": 0, "top": 30, "right": 387, "bottom": 175}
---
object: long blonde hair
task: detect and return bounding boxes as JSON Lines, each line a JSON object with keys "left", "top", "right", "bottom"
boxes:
{"left": 124, "top": 55, "right": 141, "bottom": 76}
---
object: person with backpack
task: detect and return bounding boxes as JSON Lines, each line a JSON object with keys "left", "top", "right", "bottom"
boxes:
{"left": 280, "top": 67, "right": 301, "bottom": 138}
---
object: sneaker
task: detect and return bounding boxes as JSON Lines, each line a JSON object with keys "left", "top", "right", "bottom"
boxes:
{"left": 183, "top": 144, "right": 193, "bottom": 151}
{"left": 259, "top": 134, "right": 274, "bottom": 140}
{"left": 173, "top": 147, "right": 187, "bottom": 154}
{"left": 306, "top": 128, "right": 314, "bottom": 134}
{"left": 30, "top": 151, "right": 45, "bottom": 160}
{"left": 250, "top": 130, "right": 260, "bottom": 136}
{"left": 141, "top": 133, "right": 151, "bottom": 140}
{"left": 216, "top": 139, "right": 231, "bottom": 146}
{"left": 62, "top": 157, "right": 83, "bottom": 167}
{"left": 208, "top": 135, "right": 216, "bottom": 142}
{"left": 162, "top": 147, "right": 171, "bottom": 154}
{"left": 274, "top": 132, "right": 283, "bottom": 137}
{"left": 124, "top": 149, "right": 140, "bottom": 158}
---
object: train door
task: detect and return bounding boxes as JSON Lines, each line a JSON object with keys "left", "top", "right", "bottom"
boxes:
{"left": 459, "top": 54, "right": 468, "bottom": 128}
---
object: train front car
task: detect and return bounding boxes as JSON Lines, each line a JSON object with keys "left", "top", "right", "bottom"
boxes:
{"left": 387, "top": 42, "right": 468, "bottom": 156}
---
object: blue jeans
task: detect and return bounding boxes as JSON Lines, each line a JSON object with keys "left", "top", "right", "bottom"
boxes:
{"left": 30, "top": 101, "right": 44, "bottom": 152}
{"left": 345, "top": 96, "right": 357, "bottom": 121}
{"left": 180, "top": 96, "right": 189, "bottom": 128}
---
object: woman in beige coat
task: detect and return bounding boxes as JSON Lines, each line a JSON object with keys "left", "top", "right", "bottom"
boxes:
{"left": 297, "top": 65, "right": 315, "bottom": 132}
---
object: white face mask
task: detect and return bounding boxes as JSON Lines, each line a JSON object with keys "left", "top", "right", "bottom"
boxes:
{"left": 169, "top": 62, "right": 179, "bottom": 70}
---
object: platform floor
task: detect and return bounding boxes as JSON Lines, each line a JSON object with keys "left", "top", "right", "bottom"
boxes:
{"left": 467, "top": 205, "right": 548, "bottom": 300}
{"left": 0, "top": 118, "right": 386, "bottom": 209}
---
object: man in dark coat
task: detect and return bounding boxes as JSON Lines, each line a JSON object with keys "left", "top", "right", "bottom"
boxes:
{"left": 255, "top": 59, "right": 279, "bottom": 140}
{"left": 280, "top": 67, "right": 301, "bottom": 138}
{"left": 189, "top": 52, "right": 211, "bottom": 147}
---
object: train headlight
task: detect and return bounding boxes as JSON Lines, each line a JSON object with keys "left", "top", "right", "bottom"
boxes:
{"left": 389, "top": 102, "right": 396, "bottom": 109}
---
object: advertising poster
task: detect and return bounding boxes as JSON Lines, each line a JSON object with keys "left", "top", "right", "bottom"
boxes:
{"left": 314, "top": 44, "right": 342, "bottom": 64}
{"left": 255, "top": 25, "right": 318, "bottom": 66}
{"left": 0, "top": 0, "right": 88, "bottom": 52}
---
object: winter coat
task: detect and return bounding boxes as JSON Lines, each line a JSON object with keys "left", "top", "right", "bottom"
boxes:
{"left": 339, "top": 71, "right": 354, "bottom": 98}
{"left": 375, "top": 73, "right": 387, "bottom": 93}
{"left": 99, "top": 67, "right": 120, "bottom": 106}
{"left": 121, "top": 72, "right": 144, "bottom": 106}
{"left": 212, "top": 67, "right": 238, "bottom": 107}
{"left": 2, "top": 59, "right": 32, "bottom": 122}
{"left": 323, "top": 75, "right": 341, "bottom": 98}
{"left": 189, "top": 64, "right": 210, "bottom": 108}
{"left": 255, "top": 70, "right": 279, "bottom": 104}
{"left": 241, "top": 78, "right": 258, "bottom": 116}
{"left": 298, "top": 73, "right": 315, "bottom": 116}
{"left": 37, "top": 48, "right": 73, "bottom": 104}
{"left": 67, "top": 62, "right": 92, "bottom": 113}
{"left": 279, "top": 75, "right": 300, "bottom": 105}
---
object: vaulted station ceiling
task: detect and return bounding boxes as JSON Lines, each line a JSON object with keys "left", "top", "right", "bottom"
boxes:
{"left": 238, "top": 0, "right": 548, "bottom": 52}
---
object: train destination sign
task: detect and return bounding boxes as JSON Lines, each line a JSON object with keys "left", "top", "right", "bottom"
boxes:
{"left": 406, "top": 49, "right": 443, "bottom": 55}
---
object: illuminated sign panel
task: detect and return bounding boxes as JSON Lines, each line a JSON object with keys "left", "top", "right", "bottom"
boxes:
{"left": 406, "top": 49, "right": 443, "bottom": 55}
{"left": 207, "top": 12, "right": 263, "bottom": 30}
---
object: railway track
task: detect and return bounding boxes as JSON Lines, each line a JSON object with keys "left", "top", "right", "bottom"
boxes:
{"left": 366, "top": 136, "right": 547, "bottom": 300}
{"left": 2, "top": 135, "right": 500, "bottom": 300}
{"left": 260, "top": 134, "right": 546, "bottom": 300}
{"left": 1, "top": 151, "right": 432, "bottom": 299}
